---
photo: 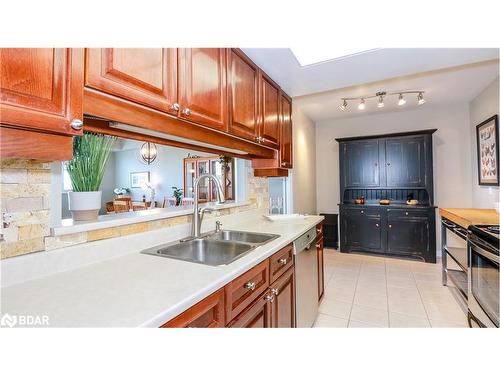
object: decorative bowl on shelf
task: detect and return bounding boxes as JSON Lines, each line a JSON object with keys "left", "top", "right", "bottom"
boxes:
{"left": 406, "top": 199, "right": 419, "bottom": 205}
{"left": 379, "top": 199, "right": 390, "bottom": 205}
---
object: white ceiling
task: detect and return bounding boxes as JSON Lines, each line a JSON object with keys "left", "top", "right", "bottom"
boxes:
{"left": 242, "top": 48, "right": 499, "bottom": 97}
{"left": 292, "top": 60, "right": 499, "bottom": 122}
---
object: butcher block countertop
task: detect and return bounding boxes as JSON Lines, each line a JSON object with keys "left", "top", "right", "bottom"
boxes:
{"left": 439, "top": 208, "right": 499, "bottom": 228}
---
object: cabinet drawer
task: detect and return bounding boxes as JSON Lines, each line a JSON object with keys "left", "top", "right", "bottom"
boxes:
{"left": 269, "top": 244, "right": 293, "bottom": 283}
{"left": 342, "top": 207, "right": 381, "bottom": 217}
{"left": 225, "top": 260, "right": 270, "bottom": 322}
{"left": 161, "top": 289, "right": 225, "bottom": 328}
{"left": 387, "top": 208, "right": 430, "bottom": 219}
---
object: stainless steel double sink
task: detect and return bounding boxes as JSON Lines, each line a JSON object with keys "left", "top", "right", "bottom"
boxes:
{"left": 141, "top": 230, "right": 279, "bottom": 266}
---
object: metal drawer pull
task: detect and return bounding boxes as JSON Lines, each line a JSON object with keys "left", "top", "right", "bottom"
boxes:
{"left": 405, "top": 212, "right": 409, "bottom": 216}
{"left": 244, "top": 281, "right": 256, "bottom": 291}
{"left": 278, "top": 258, "right": 287, "bottom": 265}
{"left": 388, "top": 224, "right": 392, "bottom": 229}
{"left": 375, "top": 223, "right": 379, "bottom": 227}
{"left": 182, "top": 108, "right": 191, "bottom": 116}
{"left": 316, "top": 243, "right": 321, "bottom": 249}
{"left": 171, "top": 103, "right": 180, "bottom": 111}
{"left": 265, "top": 293, "right": 274, "bottom": 302}
{"left": 271, "top": 288, "right": 279, "bottom": 296}
{"left": 361, "top": 210, "right": 364, "bottom": 214}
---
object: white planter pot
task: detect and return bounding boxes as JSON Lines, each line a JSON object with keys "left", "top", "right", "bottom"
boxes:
{"left": 68, "top": 191, "right": 102, "bottom": 221}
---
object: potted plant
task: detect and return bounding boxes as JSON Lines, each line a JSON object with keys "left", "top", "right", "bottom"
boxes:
{"left": 219, "top": 155, "right": 232, "bottom": 171}
{"left": 66, "top": 133, "right": 116, "bottom": 221}
{"left": 171, "top": 186, "right": 184, "bottom": 206}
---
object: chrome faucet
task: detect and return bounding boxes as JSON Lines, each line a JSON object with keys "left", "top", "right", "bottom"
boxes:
{"left": 191, "top": 174, "right": 225, "bottom": 238}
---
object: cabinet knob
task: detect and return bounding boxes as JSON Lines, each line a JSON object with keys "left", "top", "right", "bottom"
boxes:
{"left": 271, "top": 288, "right": 279, "bottom": 296}
{"left": 70, "top": 119, "right": 83, "bottom": 130}
{"left": 387, "top": 162, "right": 391, "bottom": 166}
{"left": 171, "top": 103, "right": 180, "bottom": 111}
{"left": 182, "top": 108, "right": 191, "bottom": 116}
{"left": 375, "top": 223, "right": 379, "bottom": 227}
{"left": 389, "top": 224, "right": 392, "bottom": 229}
{"left": 316, "top": 243, "right": 321, "bottom": 249}
{"left": 278, "top": 258, "right": 287, "bottom": 266}
{"left": 244, "top": 281, "right": 256, "bottom": 291}
{"left": 281, "top": 162, "right": 286, "bottom": 167}
{"left": 360, "top": 210, "right": 364, "bottom": 214}
{"left": 405, "top": 212, "right": 409, "bottom": 216}
{"left": 265, "top": 293, "right": 274, "bottom": 302}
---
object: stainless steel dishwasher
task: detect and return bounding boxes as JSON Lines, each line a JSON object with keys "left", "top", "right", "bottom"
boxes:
{"left": 294, "top": 227, "right": 319, "bottom": 327}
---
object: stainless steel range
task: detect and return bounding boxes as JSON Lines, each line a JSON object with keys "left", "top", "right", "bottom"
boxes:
{"left": 467, "top": 224, "right": 499, "bottom": 328}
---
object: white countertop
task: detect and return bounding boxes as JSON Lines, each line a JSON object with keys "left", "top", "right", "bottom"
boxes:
{"left": 1, "top": 214, "right": 323, "bottom": 327}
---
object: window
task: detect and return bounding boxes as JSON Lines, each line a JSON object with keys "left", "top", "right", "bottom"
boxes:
{"left": 62, "top": 163, "right": 73, "bottom": 192}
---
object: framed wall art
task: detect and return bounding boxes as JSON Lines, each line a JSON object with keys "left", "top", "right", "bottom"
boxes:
{"left": 130, "top": 171, "right": 150, "bottom": 188}
{"left": 476, "top": 114, "right": 499, "bottom": 186}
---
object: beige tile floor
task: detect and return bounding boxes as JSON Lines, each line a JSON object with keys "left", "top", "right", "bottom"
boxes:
{"left": 314, "top": 249, "right": 469, "bottom": 328}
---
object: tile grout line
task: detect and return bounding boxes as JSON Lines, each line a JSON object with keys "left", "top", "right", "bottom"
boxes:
{"left": 384, "top": 259, "right": 391, "bottom": 327}
{"left": 411, "top": 262, "right": 433, "bottom": 327}
{"left": 346, "top": 260, "right": 362, "bottom": 327}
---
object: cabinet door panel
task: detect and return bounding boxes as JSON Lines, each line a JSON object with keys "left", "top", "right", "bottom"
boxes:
{"left": 227, "top": 49, "right": 260, "bottom": 141}
{"left": 385, "top": 136, "right": 425, "bottom": 187}
{"left": 343, "top": 140, "right": 380, "bottom": 187}
{"left": 85, "top": 48, "right": 177, "bottom": 114}
{"left": 269, "top": 267, "right": 295, "bottom": 328}
{"left": 280, "top": 93, "right": 293, "bottom": 168}
{"left": 317, "top": 236, "right": 325, "bottom": 301}
{"left": 259, "top": 73, "right": 280, "bottom": 148}
{"left": 227, "top": 293, "right": 271, "bottom": 328}
{"left": 387, "top": 215, "right": 430, "bottom": 256}
{"left": 178, "top": 48, "right": 227, "bottom": 131}
{"left": 0, "top": 48, "right": 83, "bottom": 136}
{"left": 341, "top": 209, "right": 383, "bottom": 252}
{"left": 161, "top": 289, "right": 225, "bottom": 328}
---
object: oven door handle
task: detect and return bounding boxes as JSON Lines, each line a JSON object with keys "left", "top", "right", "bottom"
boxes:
{"left": 470, "top": 240, "right": 500, "bottom": 264}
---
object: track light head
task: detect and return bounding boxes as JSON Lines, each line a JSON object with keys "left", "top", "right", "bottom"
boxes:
{"left": 417, "top": 92, "right": 426, "bottom": 105}
{"left": 377, "top": 95, "right": 384, "bottom": 108}
{"left": 398, "top": 94, "right": 406, "bottom": 106}
{"left": 340, "top": 99, "right": 348, "bottom": 111}
{"left": 358, "top": 98, "right": 366, "bottom": 110}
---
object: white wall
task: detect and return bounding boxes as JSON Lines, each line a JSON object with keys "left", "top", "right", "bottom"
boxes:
{"left": 291, "top": 106, "right": 317, "bottom": 214}
{"left": 469, "top": 77, "right": 500, "bottom": 208}
{"left": 315, "top": 103, "right": 473, "bottom": 214}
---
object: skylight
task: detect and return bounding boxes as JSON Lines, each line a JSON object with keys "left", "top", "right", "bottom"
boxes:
{"left": 290, "top": 47, "right": 378, "bottom": 67}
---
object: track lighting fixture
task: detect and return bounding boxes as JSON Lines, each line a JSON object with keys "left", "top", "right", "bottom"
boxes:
{"left": 358, "top": 98, "right": 366, "bottom": 110}
{"left": 340, "top": 90, "right": 425, "bottom": 111}
{"left": 377, "top": 95, "right": 385, "bottom": 108}
{"left": 417, "top": 92, "right": 426, "bottom": 105}
{"left": 398, "top": 94, "right": 406, "bottom": 106}
{"left": 340, "top": 99, "right": 348, "bottom": 111}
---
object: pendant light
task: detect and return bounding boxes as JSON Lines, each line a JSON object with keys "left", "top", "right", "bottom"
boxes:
{"left": 140, "top": 142, "right": 158, "bottom": 165}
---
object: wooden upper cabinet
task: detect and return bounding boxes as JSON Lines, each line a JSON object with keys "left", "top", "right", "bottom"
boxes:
{"left": 258, "top": 72, "right": 280, "bottom": 148}
{"left": 178, "top": 48, "right": 228, "bottom": 131}
{"left": 85, "top": 48, "right": 178, "bottom": 115}
{"left": 227, "top": 49, "right": 260, "bottom": 142}
{"left": 280, "top": 92, "right": 293, "bottom": 168}
{"left": 0, "top": 48, "right": 83, "bottom": 136}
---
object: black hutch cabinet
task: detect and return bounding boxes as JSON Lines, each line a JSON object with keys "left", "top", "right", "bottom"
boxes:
{"left": 337, "top": 129, "right": 437, "bottom": 263}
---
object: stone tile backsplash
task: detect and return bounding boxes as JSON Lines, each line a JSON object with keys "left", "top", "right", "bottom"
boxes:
{"left": 1, "top": 159, "right": 51, "bottom": 259}
{"left": 0, "top": 159, "right": 269, "bottom": 259}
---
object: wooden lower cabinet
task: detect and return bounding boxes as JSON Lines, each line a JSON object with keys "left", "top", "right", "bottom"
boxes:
{"left": 227, "top": 292, "right": 272, "bottom": 328}
{"left": 161, "top": 289, "right": 225, "bottom": 328}
{"left": 316, "top": 223, "right": 325, "bottom": 301}
{"left": 269, "top": 267, "right": 295, "bottom": 328}
{"left": 161, "top": 242, "right": 302, "bottom": 328}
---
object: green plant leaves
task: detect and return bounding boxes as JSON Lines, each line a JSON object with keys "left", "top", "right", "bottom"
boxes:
{"left": 66, "top": 133, "right": 116, "bottom": 192}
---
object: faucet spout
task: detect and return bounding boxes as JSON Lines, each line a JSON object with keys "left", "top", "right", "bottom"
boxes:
{"left": 191, "top": 174, "right": 226, "bottom": 238}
